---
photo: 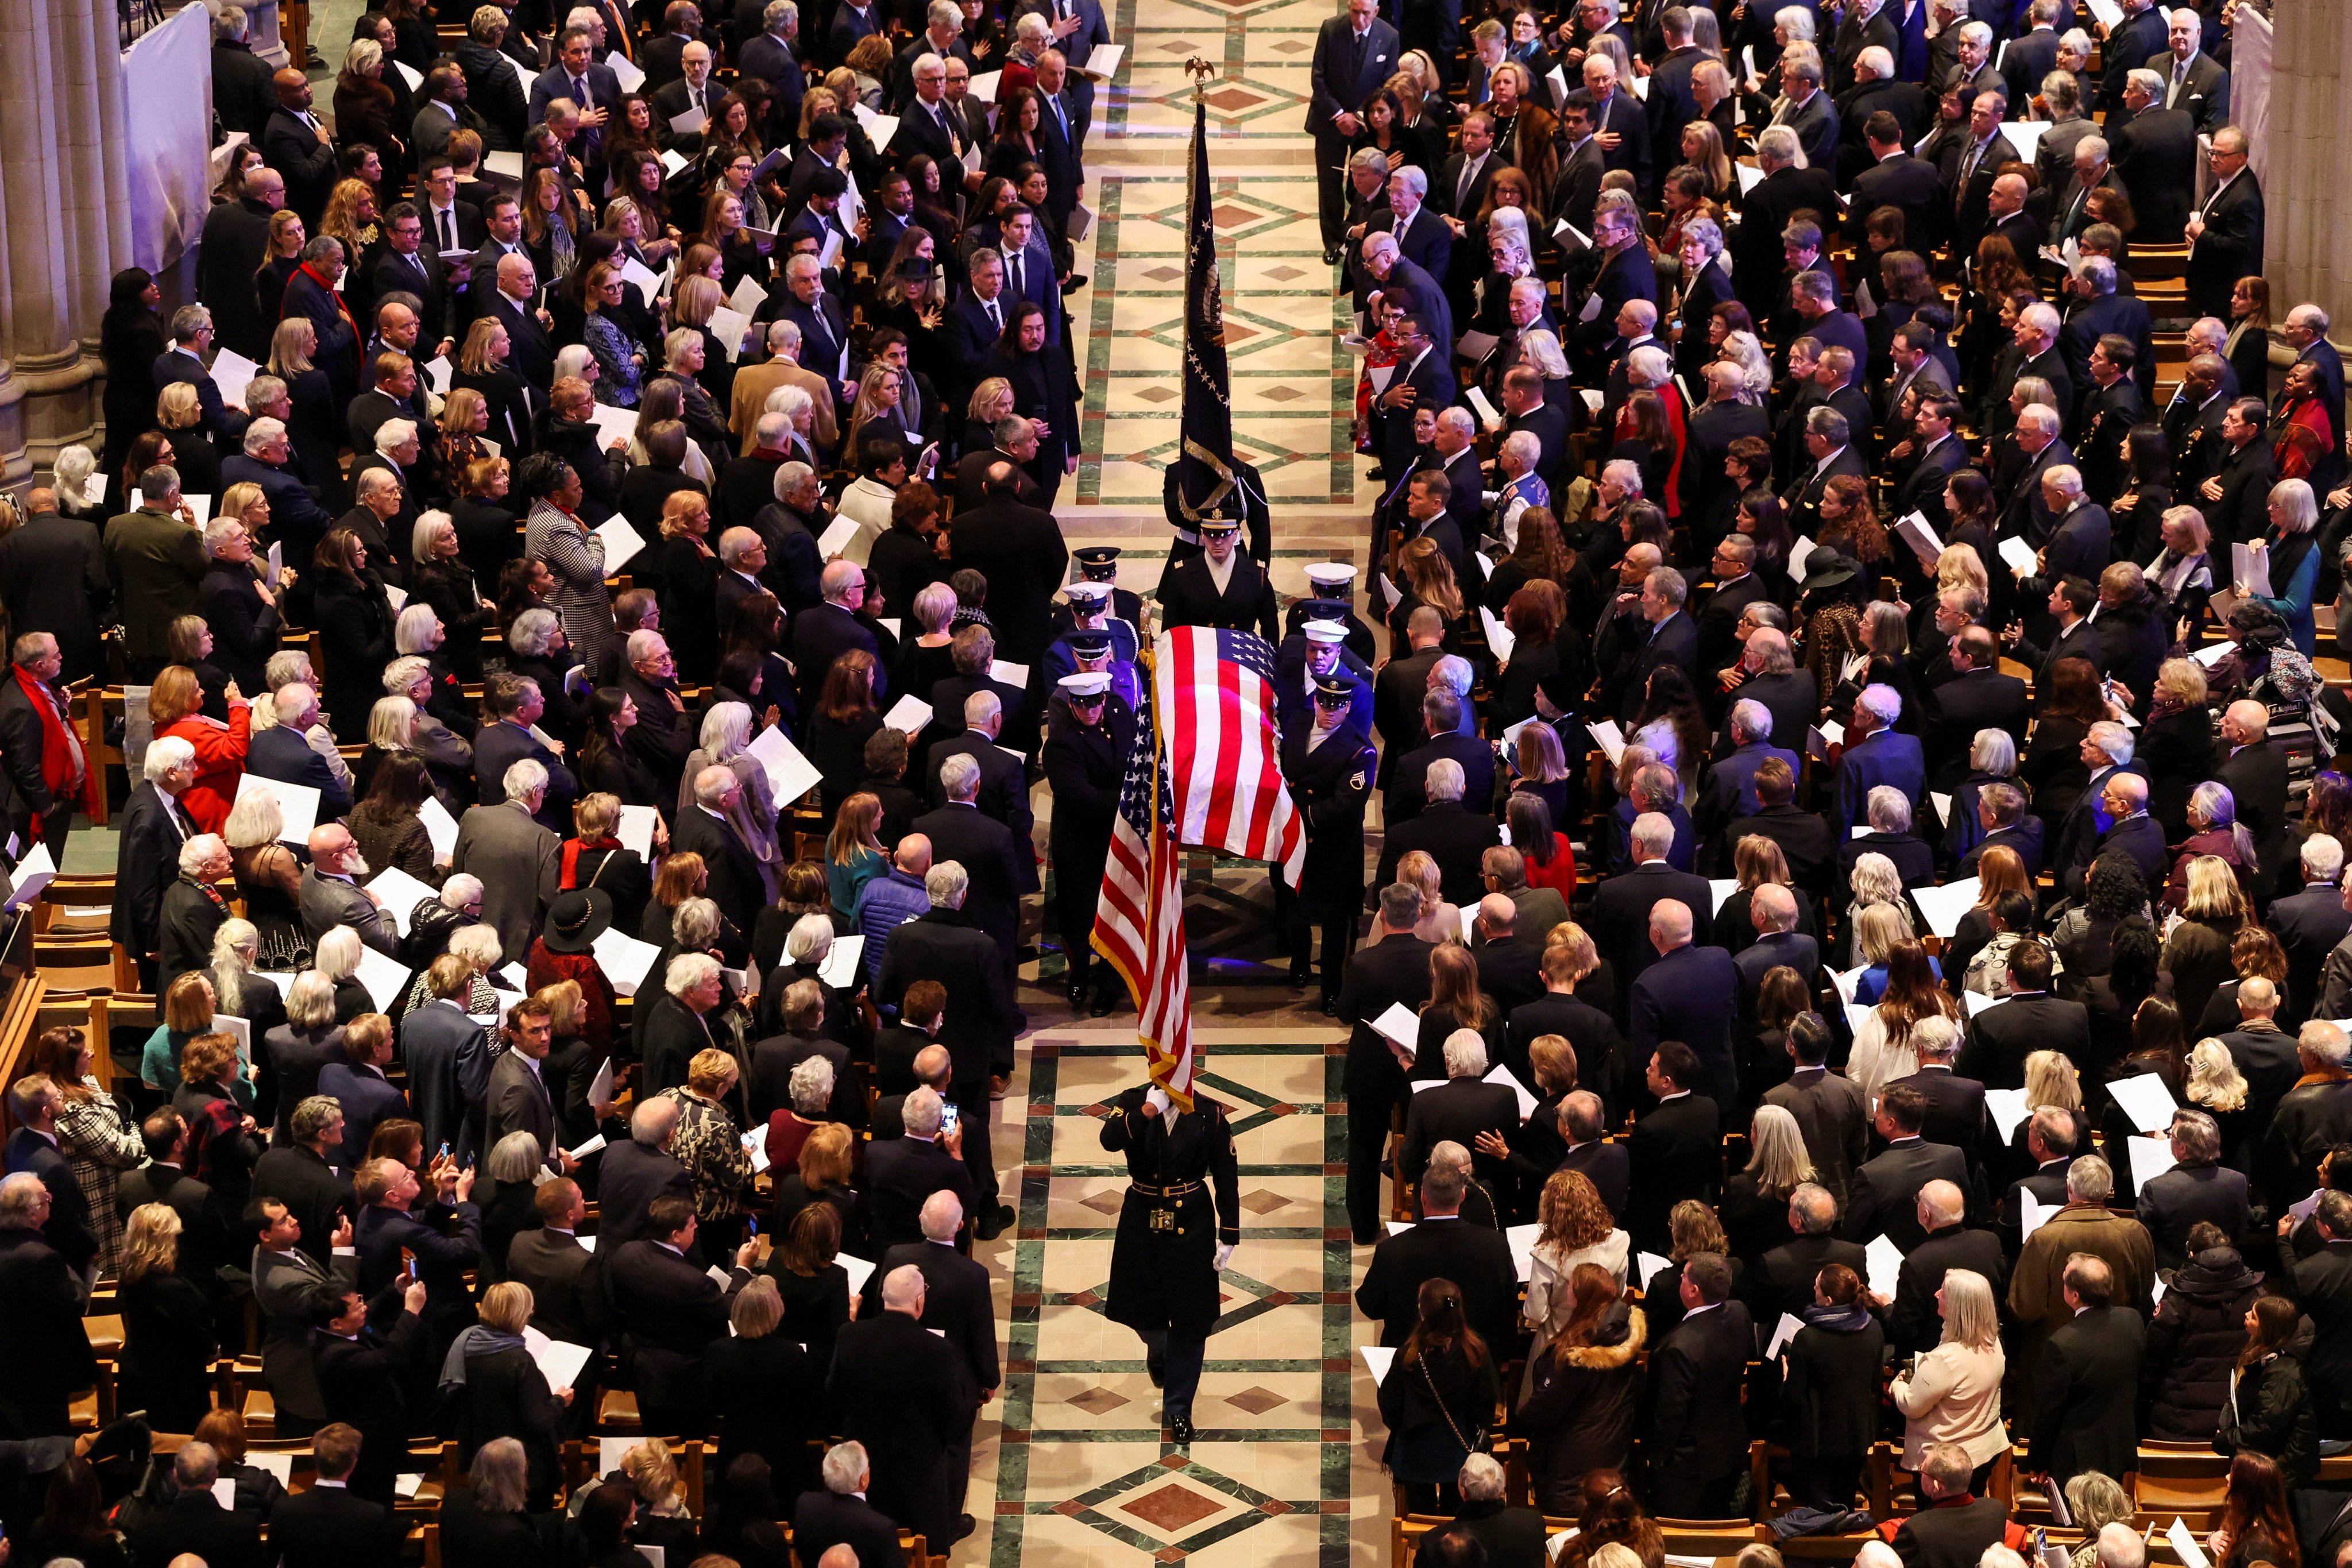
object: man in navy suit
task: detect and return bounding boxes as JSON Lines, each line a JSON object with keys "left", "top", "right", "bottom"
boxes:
{"left": 1733, "top": 885, "right": 1821, "bottom": 999}
{"left": 1306, "top": 0, "right": 1401, "bottom": 258}
{"left": 484, "top": 252, "right": 555, "bottom": 387}
{"left": 1591, "top": 813, "right": 1715, "bottom": 992}
{"left": 1835, "top": 682, "right": 1926, "bottom": 833}
{"left": 1029, "top": 51, "right": 1085, "bottom": 225}
{"left": 2061, "top": 766, "right": 2166, "bottom": 898}
{"left": 995, "top": 206, "right": 1065, "bottom": 346}
{"left": 248, "top": 684, "right": 356, "bottom": 818}
{"left": 944, "top": 251, "right": 1013, "bottom": 403}
{"left": 474, "top": 674, "right": 578, "bottom": 832}
{"left": 1580, "top": 54, "right": 1651, "bottom": 192}
{"left": 1848, "top": 110, "right": 1944, "bottom": 251}
{"left": 790, "top": 559, "right": 885, "bottom": 716}
{"left": 1381, "top": 167, "right": 1450, "bottom": 285}
{"left": 6, "top": 1077, "right": 99, "bottom": 1277}
{"left": 737, "top": 0, "right": 808, "bottom": 132}
{"left": 153, "top": 307, "right": 234, "bottom": 444}
{"left": 1618, "top": 564, "right": 1699, "bottom": 721}
{"left": 1630, "top": 899, "right": 1741, "bottom": 1106}
{"left": 1696, "top": 698, "right": 1801, "bottom": 834}
{"left": 762, "top": 254, "right": 854, "bottom": 401}
{"left": 1370, "top": 308, "right": 1454, "bottom": 484}
{"left": 530, "top": 28, "right": 623, "bottom": 145}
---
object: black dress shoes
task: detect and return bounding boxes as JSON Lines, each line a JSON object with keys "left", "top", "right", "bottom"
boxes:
{"left": 1171, "top": 1416, "right": 1196, "bottom": 1446}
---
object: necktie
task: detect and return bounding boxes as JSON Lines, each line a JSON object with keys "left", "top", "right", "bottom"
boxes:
{"left": 438, "top": 207, "right": 455, "bottom": 250}
{"left": 2169, "top": 58, "right": 2188, "bottom": 106}
{"left": 1008, "top": 252, "right": 1023, "bottom": 298}
{"left": 986, "top": 296, "right": 1002, "bottom": 333}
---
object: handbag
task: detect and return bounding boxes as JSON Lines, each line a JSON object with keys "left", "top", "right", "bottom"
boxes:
{"left": 1392, "top": 1350, "right": 1488, "bottom": 1484}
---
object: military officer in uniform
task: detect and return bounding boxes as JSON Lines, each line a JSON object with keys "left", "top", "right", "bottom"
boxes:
{"left": 1041, "top": 629, "right": 1144, "bottom": 729}
{"left": 1160, "top": 453, "right": 1272, "bottom": 576}
{"left": 1098, "top": 1080, "right": 1241, "bottom": 1446}
{"left": 1041, "top": 670, "right": 1136, "bottom": 1014}
{"left": 1275, "top": 617, "right": 1373, "bottom": 736}
{"left": 1156, "top": 516, "right": 1280, "bottom": 643}
{"left": 1281, "top": 564, "right": 1380, "bottom": 664}
{"left": 1283, "top": 670, "right": 1378, "bottom": 1009}
{"left": 1042, "top": 581, "right": 1141, "bottom": 682}
{"left": 1049, "top": 546, "right": 1148, "bottom": 645}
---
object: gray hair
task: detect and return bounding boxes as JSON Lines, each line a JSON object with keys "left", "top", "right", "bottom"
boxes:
{"left": 1857, "top": 683, "right": 1903, "bottom": 727}
{"left": 789, "top": 1054, "right": 836, "bottom": 1114}
{"left": 1424, "top": 759, "right": 1465, "bottom": 802}
{"left": 145, "top": 735, "right": 197, "bottom": 782}
{"left": 1866, "top": 786, "right": 1912, "bottom": 834}
{"left": 821, "top": 1442, "right": 869, "bottom": 1494}
{"left": 1441, "top": 1029, "right": 1489, "bottom": 1079}
{"left": 504, "top": 758, "right": 549, "bottom": 801}
{"left": 926, "top": 860, "right": 969, "bottom": 908}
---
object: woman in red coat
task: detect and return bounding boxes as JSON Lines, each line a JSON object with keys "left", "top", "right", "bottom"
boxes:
{"left": 148, "top": 663, "right": 250, "bottom": 833}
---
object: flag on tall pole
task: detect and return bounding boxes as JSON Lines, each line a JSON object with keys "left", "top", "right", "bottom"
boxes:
{"left": 1169, "top": 86, "right": 1236, "bottom": 526}
{"left": 1091, "top": 650, "right": 1195, "bottom": 1107}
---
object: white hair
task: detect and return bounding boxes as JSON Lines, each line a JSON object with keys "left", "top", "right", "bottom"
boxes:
{"left": 145, "top": 735, "right": 196, "bottom": 781}
{"left": 1441, "top": 1029, "right": 1489, "bottom": 1079}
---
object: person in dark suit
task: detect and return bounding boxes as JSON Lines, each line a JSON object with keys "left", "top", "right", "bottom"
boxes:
{"left": 267, "top": 1422, "right": 403, "bottom": 1568}
{"left": 311, "top": 1272, "right": 432, "bottom": 1504}
{"left": 1625, "top": 1042, "right": 1721, "bottom": 1251}
{"left": 1399, "top": 1032, "right": 1520, "bottom": 1194}
{"left": 859, "top": 1191, "right": 998, "bottom": 1400}
{"left": 1590, "top": 818, "right": 1714, "bottom": 992}
{"left": 1959, "top": 943, "right": 2091, "bottom": 1088}
{"left": 0, "top": 1171, "right": 98, "bottom": 1435}
{"left": 671, "top": 767, "right": 767, "bottom": 943}
{"left": 1306, "top": 0, "right": 1403, "bottom": 256}
{"left": 2184, "top": 132, "right": 2263, "bottom": 325}
{"left": 2027, "top": 1254, "right": 2146, "bottom": 1488}
{"left": 1338, "top": 887, "right": 1439, "bottom": 1242}
{"left": 247, "top": 717, "right": 355, "bottom": 820}
{"left": 1752, "top": 1183, "right": 1868, "bottom": 1321}
{"left": 2216, "top": 698, "right": 2291, "bottom": 887}
{"left": 0, "top": 513, "right": 110, "bottom": 697}
{"left": 1629, "top": 901, "right": 1741, "bottom": 1107}
{"left": 1924, "top": 630, "right": 2028, "bottom": 790}
{"left": 1835, "top": 683, "right": 1928, "bottom": 834}
{"left": 2108, "top": 73, "right": 2197, "bottom": 244}
{"left": 5, "top": 1077, "right": 99, "bottom": 1277}
{"left": 1766, "top": 1017, "right": 1872, "bottom": 1210}
{"left": 504, "top": 1179, "right": 604, "bottom": 1349}
{"left": 2134, "top": 1110, "right": 2251, "bottom": 1270}
{"left": 860, "top": 1088, "right": 980, "bottom": 1252}
{"left": 1354, "top": 1154, "right": 1519, "bottom": 1352}
{"left": 2271, "top": 846, "right": 2352, "bottom": 1031}
{"left": 793, "top": 1442, "right": 909, "bottom": 1568}
{"left": 1844, "top": 1084, "right": 1970, "bottom": 1249}
{"left": 1364, "top": 300, "right": 1455, "bottom": 481}
{"left": 1732, "top": 129, "right": 1841, "bottom": 318}
{"left": 129, "top": 1443, "right": 267, "bottom": 1568}
{"left": 251, "top": 1094, "right": 356, "bottom": 1265}
{"left": 605, "top": 1194, "right": 757, "bottom": 1438}
{"left": 1643, "top": 1252, "right": 1752, "bottom": 1516}
{"left": 828, "top": 1261, "right": 977, "bottom": 1548}
{"left": 598, "top": 1098, "right": 701, "bottom": 1252}
{"left": 1885, "top": 1178, "right": 2006, "bottom": 1354}
{"left": 1374, "top": 759, "right": 1500, "bottom": 909}
{"left": 1881, "top": 1034, "right": 1990, "bottom": 1167}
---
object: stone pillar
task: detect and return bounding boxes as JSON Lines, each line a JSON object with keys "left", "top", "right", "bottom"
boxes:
{"left": 0, "top": 0, "right": 132, "bottom": 493}
{"left": 2260, "top": 0, "right": 2352, "bottom": 328}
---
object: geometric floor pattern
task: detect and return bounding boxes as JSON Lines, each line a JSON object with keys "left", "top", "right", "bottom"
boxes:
{"left": 932, "top": 0, "right": 1400, "bottom": 1549}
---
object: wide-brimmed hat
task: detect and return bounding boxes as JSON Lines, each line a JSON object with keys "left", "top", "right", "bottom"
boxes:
{"left": 1799, "top": 550, "right": 1861, "bottom": 591}
{"left": 541, "top": 887, "right": 613, "bottom": 955}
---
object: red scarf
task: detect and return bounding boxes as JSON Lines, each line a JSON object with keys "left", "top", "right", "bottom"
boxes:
{"left": 561, "top": 835, "right": 620, "bottom": 890}
{"left": 13, "top": 666, "right": 97, "bottom": 838}
{"left": 291, "top": 262, "right": 362, "bottom": 370}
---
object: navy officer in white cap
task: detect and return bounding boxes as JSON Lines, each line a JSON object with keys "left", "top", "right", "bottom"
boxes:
{"left": 1280, "top": 669, "right": 1378, "bottom": 1010}
{"left": 1276, "top": 617, "right": 1372, "bottom": 739}
{"left": 1281, "top": 562, "right": 1378, "bottom": 663}
{"left": 1042, "top": 669, "right": 1137, "bottom": 1014}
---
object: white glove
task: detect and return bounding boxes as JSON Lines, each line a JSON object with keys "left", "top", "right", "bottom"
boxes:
{"left": 1214, "top": 1242, "right": 1235, "bottom": 1271}
{"left": 1145, "top": 1086, "right": 1173, "bottom": 1121}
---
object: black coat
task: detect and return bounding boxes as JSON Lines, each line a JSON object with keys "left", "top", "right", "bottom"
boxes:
{"left": 790, "top": 1489, "right": 906, "bottom": 1568}
{"left": 605, "top": 1241, "right": 746, "bottom": 1406}
{"left": 1844, "top": 1137, "right": 1969, "bottom": 1250}
{"left": 1645, "top": 1297, "right": 1753, "bottom": 1484}
{"left": 450, "top": 1343, "right": 566, "bottom": 1496}
{"left": 825, "top": 1312, "right": 974, "bottom": 1545}
{"left": 2144, "top": 1245, "right": 2263, "bottom": 1442}
{"left": 129, "top": 1492, "right": 264, "bottom": 1568}
{"left": 1893, "top": 1497, "right": 2015, "bottom": 1568}
{"left": 268, "top": 1481, "right": 400, "bottom": 1568}
{"left": 1098, "top": 1088, "right": 1240, "bottom": 1338}
{"left": 1782, "top": 1307, "right": 1887, "bottom": 1458}
{"left": 2030, "top": 1303, "right": 2146, "bottom": 1484}
{"left": 1512, "top": 1305, "right": 1645, "bottom": 1513}
{"left": 1354, "top": 1218, "right": 1520, "bottom": 1355}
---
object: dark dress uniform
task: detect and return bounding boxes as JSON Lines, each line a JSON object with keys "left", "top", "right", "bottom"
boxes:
{"left": 1273, "top": 635, "right": 1375, "bottom": 737}
{"left": 1283, "top": 590, "right": 1380, "bottom": 666}
{"left": 1156, "top": 519, "right": 1280, "bottom": 643}
{"left": 1160, "top": 457, "right": 1272, "bottom": 569}
{"left": 1283, "top": 676, "right": 1379, "bottom": 1006}
{"left": 1040, "top": 673, "right": 1136, "bottom": 1012}
{"left": 1098, "top": 1083, "right": 1242, "bottom": 1443}
{"left": 1049, "top": 546, "right": 1148, "bottom": 646}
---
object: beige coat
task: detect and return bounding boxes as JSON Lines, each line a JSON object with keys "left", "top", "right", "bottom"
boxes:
{"left": 1890, "top": 1339, "right": 2009, "bottom": 1467}
{"left": 727, "top": 355, "right": 840, "bottom": 454}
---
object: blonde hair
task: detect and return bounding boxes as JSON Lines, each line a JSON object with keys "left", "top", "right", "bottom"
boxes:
{"left": 1854, "top": 901, "right": 1910, "bottom": 967}
{"left": 2023, "top": 1049, "right": 2082, "bottom": 1111}
{"left": 120, "top": 1202, "right": 181, "bottom": 1283}
{"left": 2181, "top": 855, "right": 2249, "bottom": 922}
{"left": 622, "top": 1439, "right": 685, "bottom": 1511}
{"left": 2185, "top": 1038, "right": 2249, "bottom": 1113}
{"left": 731, "top": 1273, "right": 783, "bottom": 1338}
{"left": 1743, "top": 1103, "right": 1815, "bottom": 1198}
{"left": 479, "top": 1280, "right": 535, "bottom": 1333}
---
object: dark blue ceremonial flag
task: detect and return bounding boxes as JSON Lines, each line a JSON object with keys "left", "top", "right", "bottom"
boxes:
{"left": 1170, "top": 96, "right": 1237, "bottom": 523}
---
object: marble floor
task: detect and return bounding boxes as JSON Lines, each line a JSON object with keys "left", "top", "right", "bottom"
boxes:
{"left": 949, "top": 8, "right": 1402, "bottom": 1560}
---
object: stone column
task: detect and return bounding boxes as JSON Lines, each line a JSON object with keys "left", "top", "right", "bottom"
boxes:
{"left": 2259, "top": 0, "right": 2352, "bottom": 328}
{"left": 0, "top": 0, "right": 132, "bottom": 493}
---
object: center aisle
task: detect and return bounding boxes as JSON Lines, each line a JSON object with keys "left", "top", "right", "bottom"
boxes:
{"left": 972, "top": 1, "right": 1395, "bottom": 1558}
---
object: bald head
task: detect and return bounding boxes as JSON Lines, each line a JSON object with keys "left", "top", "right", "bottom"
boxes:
{"left": 1917, "top": 1179, "right": 1965, "bottom": 1229}
{"left": 1648, "top": 899, "right": 1694, "bottom": 952}
{"left": 1752, "top": 883, "right": 1797, "bottom": 933}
